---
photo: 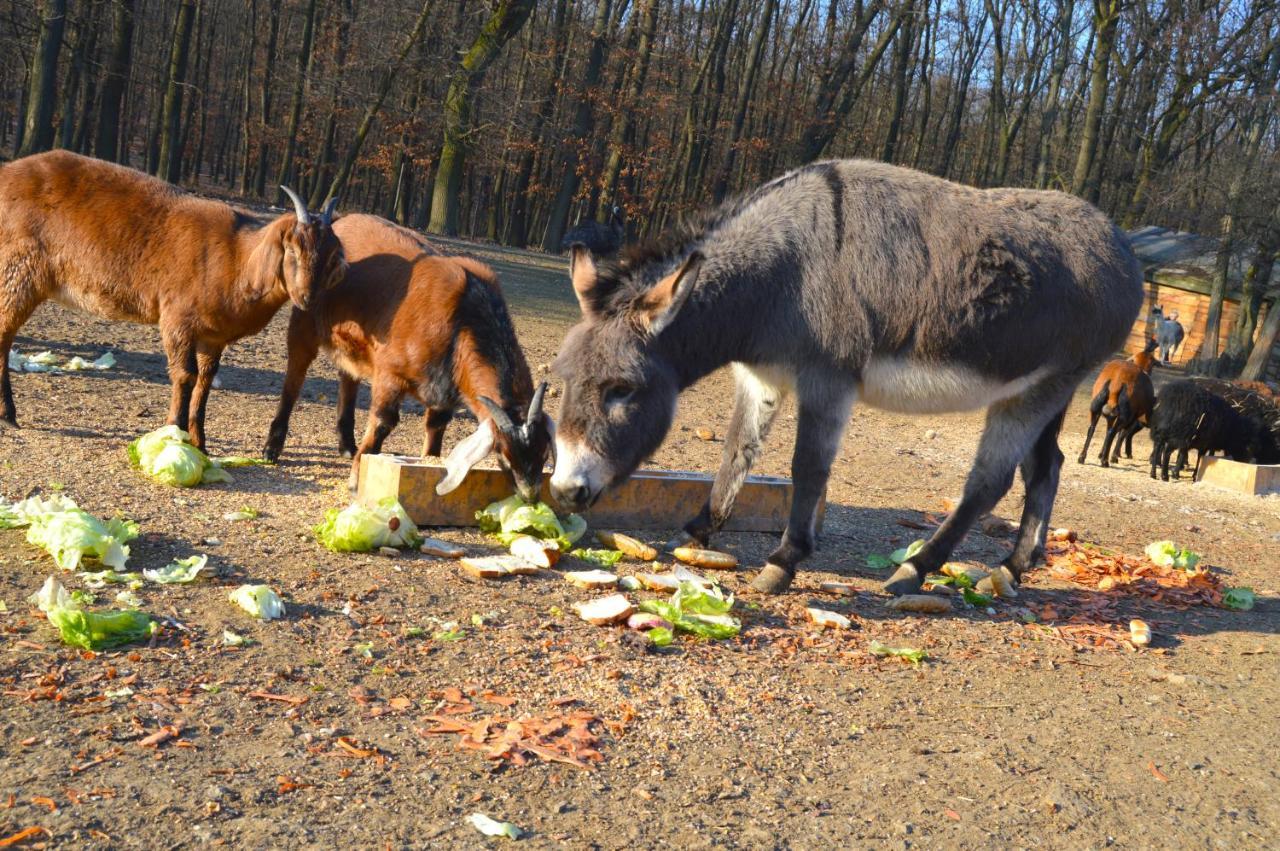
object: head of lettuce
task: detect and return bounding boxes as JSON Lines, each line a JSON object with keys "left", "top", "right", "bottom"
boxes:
{"left": 314, "top": 498, "right": 422, "bottom": 552}
{"left": 127, "top": 425, "right": 231, "bottom": 487}
{"left": 475, "top": 495, "right": 586, "bottom": 551}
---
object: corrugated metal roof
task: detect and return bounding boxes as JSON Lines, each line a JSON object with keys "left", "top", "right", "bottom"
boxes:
{"left": 1124, "top": 226, "right": 1275, "bottom": 297}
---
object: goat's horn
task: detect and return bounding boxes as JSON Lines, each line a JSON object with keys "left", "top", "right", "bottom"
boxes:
{"left": 526, "top": 381, "right": 548, "bottom": 426}
{"left": 321, "top": 196, "right": 338, "bottom": 227}
{"left": 478, "top": 396, "right": 516, "bottom": 437}
{"left": 281, "top": 185, "right": 310, "bottom": 225}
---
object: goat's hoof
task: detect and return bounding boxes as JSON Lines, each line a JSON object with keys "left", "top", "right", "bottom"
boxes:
{"left": 750, "top": 563, "right": 794, "bottom": 595}
{"left": 884, "top": 562, "right": 924, "bottom": 596}
{"left": 339, "top": 449, "right": 355, "bottom": 460}
{"left": 262, "top": 447, "right": 281, "bottom": 464}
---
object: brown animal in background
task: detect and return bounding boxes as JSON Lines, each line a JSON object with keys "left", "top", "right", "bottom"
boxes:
{"left": 262, "top": 214, "right": 553, "bottom": 499}
{"left": 1077, "top": 338, "right": 1158, "bottom": 467}
{"left": 0, "top": 150, "right": 346, "bottom": 449}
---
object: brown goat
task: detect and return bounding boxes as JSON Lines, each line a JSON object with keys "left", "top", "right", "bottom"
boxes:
{"left": 1077, "top": 338, "right": 1158, "bottom": 467}
{"left": 0, "top": 150, "right": 346, "bottom": 449}
{"left": 262, "top": 214, "right": 553, "bottom": 499}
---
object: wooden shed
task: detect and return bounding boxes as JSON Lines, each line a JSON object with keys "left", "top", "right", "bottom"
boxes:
{"left": 1121, "top": 226, "right": 1280, "bottom": 384}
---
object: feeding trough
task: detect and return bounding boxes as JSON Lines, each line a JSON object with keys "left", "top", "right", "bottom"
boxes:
{"left": 356, "top": 453, "right": 819, "bottom": 531}
{"left": 1195, "top": 457, "right": 1280, "bottom": 497}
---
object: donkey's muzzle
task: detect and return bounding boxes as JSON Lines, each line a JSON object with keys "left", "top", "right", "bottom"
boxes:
{"left": 551, "top": 481, "right": 593, "bottom": 512}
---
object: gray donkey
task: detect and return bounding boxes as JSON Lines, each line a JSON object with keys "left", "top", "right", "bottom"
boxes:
{"left": 549, "top": 160, "right": 1143, "bottom": 596}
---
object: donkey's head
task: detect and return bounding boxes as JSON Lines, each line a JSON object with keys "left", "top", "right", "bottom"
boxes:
{"left": 277, "top": 187, "right": 345, "bottom": 310}
{"left": 436, "top": 382, "right": 555, "bottom": 504}
{"left": 549, "top": 245, "right": 704, "bottom": 511}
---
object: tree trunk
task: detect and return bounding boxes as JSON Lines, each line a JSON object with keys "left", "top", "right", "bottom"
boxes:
{"left": 236, "top": 0, "right": 258, "bottom": 194}
{"left": 252, "top": 0, "right": 282, "bottom": 197}
{"left": 427, "top": 0, "right": 536, "bottom": 236}
{"left": 602, "top": 0, "right": 665, "bottom": 206}
{"left": 274, "top": 0, "right": 320, "bottom": 201}
{"left": 1033, "top": 0, "right": 1073, "bottom": 188}
{"left": 1241, "top": 292, "right": 1280, "bottom": 382}
{"left": 308, "top": 0, "right": 354, "bottom": 207}
{"left": 95, "top": 0, "right": 135, "bottom": 161}
{"left": 880, "top": 0, "right": 915, "bottom": 163}
{"left": 326, "top": 0, "right": 437, "bottom": 205}
{"left": 157, "top": 0, "right": 197, "bottom": 182}
{"left": 542, "top": 0, "right": 615, "bottom": 252}
{"left": 797, "top": 0, "right": 902, "bottom": 162}
{"left": 711, "top": 0, "right": 775, "bottom": 202}
{"left": 506, "top": 0, "right": 571, "bottom": 248}
{"left": 1070, "top": 0, "right": 1120, "bottom": 198}
{"left": 18, "top": 0, "right": 68, "bottom": 157}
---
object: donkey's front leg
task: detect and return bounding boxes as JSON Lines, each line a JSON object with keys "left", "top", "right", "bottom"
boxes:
{"left": 750, "top": 383, "right": 854, "bottom": 594}
{"left": 669, "top": 364, "right": 784, "bottom": 550}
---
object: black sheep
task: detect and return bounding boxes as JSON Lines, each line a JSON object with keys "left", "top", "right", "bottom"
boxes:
{"left": 561, "top": 206, "right": 625, "bottom": 256}
{"left": 1148, "top": 380, "right": 1262, "bottom": 480}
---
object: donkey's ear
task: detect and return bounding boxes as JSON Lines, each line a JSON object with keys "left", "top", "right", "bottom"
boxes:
{"left": 569, "top": 244, "right": 599, "bottom": 316}
{"left": 640, "top": 252, "right": 703, "bottom": 336}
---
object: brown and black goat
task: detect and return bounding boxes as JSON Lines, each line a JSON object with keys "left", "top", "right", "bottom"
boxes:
{"left": 1077, "top": 338, "right": 1158, "bottom": 467}
{"left": 262, "top": 214, "right": 553, "bottom": 499}
{"left": 0, "top": 150, "right": 345, "bottom": 448}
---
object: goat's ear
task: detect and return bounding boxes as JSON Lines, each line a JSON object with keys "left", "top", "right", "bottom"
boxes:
{"left": 639, "top": 252, "right": 703, "bottom": 336}
{"left": 436, "top": 419, "right": 496, "bottom": 495}
{"left": 569, "top": 244, "right": 599, "bottom": 316}
{"left": 245, "top": 221, "right": 287, "bottom": 298}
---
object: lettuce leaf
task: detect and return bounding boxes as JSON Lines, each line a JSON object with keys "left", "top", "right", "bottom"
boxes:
{"left": 314, "top": 498, "right": 422, "bottom": 552}
{"left": 1223, "top": 587, "right": 1255, "bottom": 611}
{"left": 228, "top": 584, "right": 286, "bottom": 620}
{"left": 1144, "top": 540, "right": 1201, "bottom": 570}
{"left": 638, "top": 580, "right": 741, "bottom": 640}
{"left": 647, "top": 626, "right": 674, "bottom": 647}
{"left": 569, "top": 548, "right": 623, "bottom": 568}
{"left": 46, "top": 606, "right": 156, "bottom": 650}
{"left": 869, "top": 640, "right": 926, "bottom": 666}
{"left": 0, "top": 493, "right": 79, "bottom": 529}
{"left": 26, "top": 507, "right": 137, "bottom": 571}
{"left": 144, "top": 555, "right": 210, "bottom": 584}
{"left": 28, "top": 575, "right": 73, "bottom": 613}
{"left": 475, "top": 495, "right": 586, "bottom": 551}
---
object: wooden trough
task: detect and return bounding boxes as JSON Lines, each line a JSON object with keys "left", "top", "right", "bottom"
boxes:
{"left": 356, "top": 453, "right": 817, "bottom": 532}
{"left": 1195, "top": 457, "right": 1280, "bottom": 497}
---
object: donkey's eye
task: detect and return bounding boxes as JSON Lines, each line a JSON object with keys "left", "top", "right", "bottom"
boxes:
{"left": 603, "top": 384, "right": 635, "bottom": 408}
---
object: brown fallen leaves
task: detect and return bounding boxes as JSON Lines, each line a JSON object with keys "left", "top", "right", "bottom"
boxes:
{"left": 419, "top": 690, "right": 607, "bottom": 770}
{"left": 0, "top": 826, "right": 50, "bottom": 847}
{"left": 1045, "top": 542, "right": 1225, "bottom": 608}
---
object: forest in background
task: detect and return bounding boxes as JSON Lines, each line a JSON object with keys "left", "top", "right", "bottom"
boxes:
{"left": 2, "top": 0, "right": 1278, "bottom": 372}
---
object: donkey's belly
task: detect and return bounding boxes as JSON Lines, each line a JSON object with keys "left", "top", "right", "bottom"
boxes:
{"left": 858, "top": 357, "right": 1048, "bottom": 415}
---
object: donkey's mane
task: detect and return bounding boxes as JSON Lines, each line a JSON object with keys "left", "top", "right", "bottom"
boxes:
{"left": 588, "top": 163, "right": 833, "bottom": 316}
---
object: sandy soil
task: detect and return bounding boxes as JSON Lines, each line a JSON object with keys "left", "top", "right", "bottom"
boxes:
{"left": 1, "top": 239, "right": 1277, "bottom": 849}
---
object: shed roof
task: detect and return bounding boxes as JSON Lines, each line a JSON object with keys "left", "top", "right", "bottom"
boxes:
{"left": 1126, "top": 225, "right": 1276, "bottom": 299}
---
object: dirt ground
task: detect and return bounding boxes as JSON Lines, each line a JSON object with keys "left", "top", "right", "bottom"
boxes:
{"left": 1, "top": 237, "right": 1278, "bottom": 849}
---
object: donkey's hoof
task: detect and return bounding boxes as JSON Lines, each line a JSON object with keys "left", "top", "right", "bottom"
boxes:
{"left": 884, "top": 562, "right": 924, "bottom": 596}
{"left": 993, "top": 564, "right": 1020, "bottom": 588}
{"left": 750, "top": 563, "right": 794, "bottom": 595}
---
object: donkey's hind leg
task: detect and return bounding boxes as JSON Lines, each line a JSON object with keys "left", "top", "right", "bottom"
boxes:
{"left": 1002, "top": 404, "right": 1068, "bottom": 581}
{"left": 670, "top": 363, "right": 785, "bottom": 550}
{"left": 885, "top": 376, "right": 1082, "bottom": 596}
